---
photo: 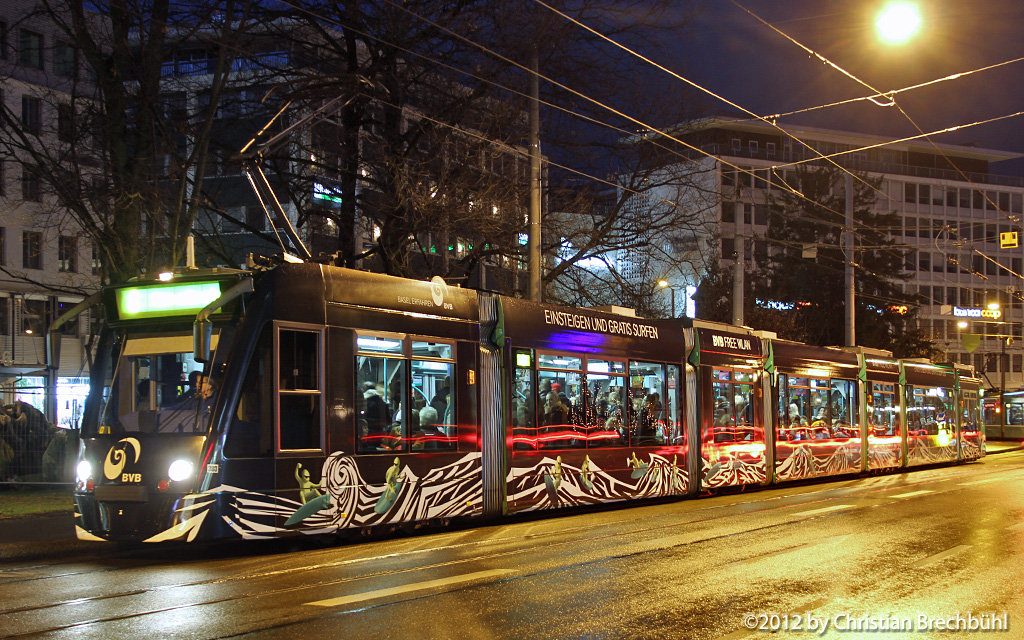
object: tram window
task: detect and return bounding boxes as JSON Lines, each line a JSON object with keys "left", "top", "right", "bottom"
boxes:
{"left": 586, "top": 358, "right": 627, "bottom": 448}
{"left": 664, "top": 365, "right": 681, "bottom": 445}
{"left": 225, "top": 324, "right": 273, "bottom": 457}
{"left": 962, "top": 391, "right": 980, "bottom": 431}
{"left": 280, "top": 395, "right": 321, "bottom": 450}
{"left": 278, "top": 328, "right": 323, "bottom": 452}
{"left": 830, "top": 379, "right": 855, "bottom": 437}
{"left": 356, "top": 355, "right": 406, "bottom": 453}
{"left": 630, "top": 361, "right": 666, "bottom": 446}
{"left": 537, "top": 363, "right": 585, "bottom": 450}
{"left": 870, "top": 383, "right": 897, "bottom": 437}
{"left": 906, "top": 386, "right": 951, "bottom": 436}
{"left": 777, "top": 375, "right": 789, "bottom": 433}
{"left": 410, "top": 339, "right": 455, "bottom": 451}
{"left": 512, "top": 351, "right": 536, "bottom": 451}
{"left": 280, "top": 330, "right": 319, "bottom": 391}
{"left": 712, "top": 368, "right": 756, "bottom": 443}
{"left": 355, "top": 333, "right": 460, "bottom": 453}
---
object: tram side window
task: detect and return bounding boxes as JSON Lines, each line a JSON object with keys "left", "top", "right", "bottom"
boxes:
{"left": 664, "top": 365, "right": 681, "bottom": 445}
{"left": 781, "top": 377, "right": 812, "bottom": 441}
{"left": 630, "top": 361, "right": 667, "bottom": 446}
{"left": 586, "top": 358, "right": 627, "bottom": 448}
{"left": 410, "top": 339, "right": 455, "bottom": 451}
{"left": 278, "top": 329, "right": 322, "bottom": 451}
{"left": 512, "top": 351, "right": 536, "bottom": 451}
{"left": 711, "top": 368, "right": 753, "bottom": 443}
{"left": 870, "top": 383, "right": 897, "bottom": 437}
{"left": 830, "top": 379, "right": 856, "bottom": 438}
{"left": 907, "top": 386, "right": 951, "bottom": 436}
{"left": 356, "top": 357, "right": 406, "bottom": 452}
{"left": 962, "top": 391, "right": 980, "bottom": 432}
{"left": 809, "top": 378, "right": 832, "bottom": 438}
{"left": 224, "top": 324, "right": 273, "bottom": 457}
{"left": 777, "top": 376, "right": 789, "bottom": 437}
{"left": 537, "top": 354, "right": 585, "bottom": 450}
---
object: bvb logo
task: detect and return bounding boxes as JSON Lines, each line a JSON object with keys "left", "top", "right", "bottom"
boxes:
{"left": 430, "top": 276, "right": 447, "bottom": 307}
{"left": 104, "top": 438, "right": 142, "bottom": 480}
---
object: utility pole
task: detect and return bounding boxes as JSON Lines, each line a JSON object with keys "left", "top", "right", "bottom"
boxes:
{"left": 845, "top": 172, "right": 855, "bottom": 346}
{"left": 528, "top": 48, "right": 542, "bottom": 302}
{"left": 732, "top": 202, "right": 744, "bottom": 326}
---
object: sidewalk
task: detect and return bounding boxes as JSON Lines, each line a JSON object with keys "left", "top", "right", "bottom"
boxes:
{"left": 2, "top": 442, "right": 1022, "bottom": 563}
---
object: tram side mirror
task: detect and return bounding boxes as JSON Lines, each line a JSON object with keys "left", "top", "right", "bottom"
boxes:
{"left": 194, "top": 319, "right": 213, "bottom": 363}
{"left": 45, "top": 329, "right": 62, "bottom": 370}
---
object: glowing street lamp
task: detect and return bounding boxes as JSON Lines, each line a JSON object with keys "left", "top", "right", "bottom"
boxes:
{"left": 876, "top": 2, "right": 921, "bottom": 45}
{"left": 658, "top": 279, "right": 675, "bottom": 318}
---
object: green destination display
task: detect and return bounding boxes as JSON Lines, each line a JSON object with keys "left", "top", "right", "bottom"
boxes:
{"left": 115, "top": 281, "right": 223, "bottom": 320}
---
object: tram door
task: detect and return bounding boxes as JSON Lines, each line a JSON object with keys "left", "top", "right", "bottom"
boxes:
{"left": 273, "top": 322, "right": 326, "bottom": 517}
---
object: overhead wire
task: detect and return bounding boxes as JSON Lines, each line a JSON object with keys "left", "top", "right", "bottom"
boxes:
{"left": 761, "top": 55, "right": 1024, "bottom": 121}
{"left": 725, "top": 0, "right": 1024, "bottom": 300}
{"left": 278, "top": 0, "right": 1018, "bottom": 303}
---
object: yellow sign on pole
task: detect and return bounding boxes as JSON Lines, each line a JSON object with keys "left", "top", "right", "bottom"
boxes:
{"left": 1000, "top": 231, "right": 1018, "bottom": 248}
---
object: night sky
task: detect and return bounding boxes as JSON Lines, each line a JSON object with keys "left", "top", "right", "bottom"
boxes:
{"left": 665, "top": 0, "right": 1024, "bottom": 173}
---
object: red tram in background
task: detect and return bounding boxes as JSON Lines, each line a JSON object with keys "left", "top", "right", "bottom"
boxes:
{"left": 56, "top": 262, "right": 985, "bottom": 543}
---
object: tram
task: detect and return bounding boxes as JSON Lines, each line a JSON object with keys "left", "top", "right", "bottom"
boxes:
{"left": 59, "top": 261, "right": 986, "bottom": 543}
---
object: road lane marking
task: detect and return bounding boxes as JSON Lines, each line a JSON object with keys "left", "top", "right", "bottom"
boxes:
{"left": 912, "top": 545, "right": 972, "bottom": 569}
{"left": 304, "top": 568, "right": 517, "bottom": 607}
{"left": 960, "top": 478, "right": 1002, "bottom": 486}
{"left": 891, "top": 490, "right": 933, "bottom": 498}
{"left": 793, "top": 504, "right": 854, "bottom": 517}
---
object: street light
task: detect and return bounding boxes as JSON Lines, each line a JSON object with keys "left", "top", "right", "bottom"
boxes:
{"left": 876, "top": 2, "right": 922, "bottom": 45}
{"left": 658, "top": 279, "right": 675, "bottom": 318}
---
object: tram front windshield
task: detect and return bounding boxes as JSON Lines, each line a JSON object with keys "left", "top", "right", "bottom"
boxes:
{"left": 95, "top": 332, "right": 218, "bottom": 436}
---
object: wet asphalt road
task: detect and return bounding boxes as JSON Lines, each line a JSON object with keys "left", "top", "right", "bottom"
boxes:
{"left": 4, "top": 452, "right": 1024, "bottom": 639}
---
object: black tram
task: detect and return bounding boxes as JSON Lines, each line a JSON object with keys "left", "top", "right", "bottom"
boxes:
{"left": 63, "top": 261, "right": 987, "bottom": 544}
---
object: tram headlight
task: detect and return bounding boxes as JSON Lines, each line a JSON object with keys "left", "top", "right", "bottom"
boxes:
{"left": 76, "top": 460, "right": 92, "bottom": 483}
{"left": 168, "top": 459, "right": 194, "bottom": 482}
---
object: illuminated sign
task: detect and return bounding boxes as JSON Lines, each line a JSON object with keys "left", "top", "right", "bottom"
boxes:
{"left": 116, "top": 282, "right": 223, "bottom": 320}
{"left": 313, "top": 182, "right": 343, "bottom": 204}
{"left": 953, "top": 306, "right": 1002, "bottom": 320}
{"left": 712, "top": 334, "right": 752, "bottom": 351}
{"left": 542, "top": 309, "right": 660, "bottom": 340}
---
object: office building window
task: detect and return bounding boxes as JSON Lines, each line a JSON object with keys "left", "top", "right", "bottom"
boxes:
{"left": 58, "top": 103, "right": 74, "bottom": 142}
{"left": 22, "top": 231, "right": 41, "bottom": 269}
{"left": 19, "top": 30, "right": 42, "bottom": 68}
{"left": 55, "top": 41, "right": 76, "bottom": 78}
{"left": 22, "top": 168, "right": 40, "bottom": 201}
{"left": 91, "top": 244, "right": 102, "bottom": 275}
{"left": 21, "top": 95, "right": 40, "bottom": 135}
{"left": 58, "top": 236, "right": 77, "bottom": 272}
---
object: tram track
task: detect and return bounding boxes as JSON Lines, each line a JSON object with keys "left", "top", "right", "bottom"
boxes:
{"left": 6, "top": 457, "right": 1022, "bottom": 638}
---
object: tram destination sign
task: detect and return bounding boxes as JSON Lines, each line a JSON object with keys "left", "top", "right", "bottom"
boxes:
{"left": 113, "top": 281, "right": 225, "bottom": 321}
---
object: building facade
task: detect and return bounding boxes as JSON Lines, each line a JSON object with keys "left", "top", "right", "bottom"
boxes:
{"left": 0, "top": 0, "right": 101, "bottom": 427}
{"left": 652, "top": 116, "right": 1024, "bottom": 392}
